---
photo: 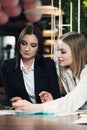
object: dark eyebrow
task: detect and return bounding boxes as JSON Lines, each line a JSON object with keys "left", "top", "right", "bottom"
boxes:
{"left": 22, "top": 40, "right": 27, "bottom": 42}
{"left": 21, "top": 40, "right": 27, "bottom": 43}
{"left": 21, "top": 40, "right": 38, "bottom": 45}
{"left": 30, "top": 42, "right": 38, "bottom": 44}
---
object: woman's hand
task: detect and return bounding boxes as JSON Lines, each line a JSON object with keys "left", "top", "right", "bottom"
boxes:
{"left": 12, "top": 100, "right": 42, "bottom": 114}
{"left": 39, "top": 91, "right": 53, "bottom": 103}
{"left": 11, "top": 96, "right": 22, "bottom": 104}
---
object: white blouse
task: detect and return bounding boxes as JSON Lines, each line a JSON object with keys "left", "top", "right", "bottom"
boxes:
{"left": 43, "top": 65, "right": 87, "bottom": 114}
{"left": 20, "top": 59, "right": 36, "bottom": 103}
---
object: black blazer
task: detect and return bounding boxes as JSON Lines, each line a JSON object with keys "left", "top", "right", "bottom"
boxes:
{"left": 1, "top": 57, "right": 60, "bottom": 104}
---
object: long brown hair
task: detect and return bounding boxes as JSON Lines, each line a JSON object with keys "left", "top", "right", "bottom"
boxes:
{"left": 15, "top": 24, "right": 44, "bottom": 68}
{"left": 59, "top": 32, "right": 87, "bottom": 78}
{"left": 58, "top": 32, "right": 87, "bottom": 95}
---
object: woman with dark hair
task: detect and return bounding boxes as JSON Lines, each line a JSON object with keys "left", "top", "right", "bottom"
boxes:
{"left": 1, "top": 24, "right": 60, "bottom": 105}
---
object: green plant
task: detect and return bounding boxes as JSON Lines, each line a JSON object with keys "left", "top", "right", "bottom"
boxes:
{"left": 80, "top": 0, "right": 87, "bottom": 35}
{"left": 54, "top": 0, "right": 87, "bottom": 35}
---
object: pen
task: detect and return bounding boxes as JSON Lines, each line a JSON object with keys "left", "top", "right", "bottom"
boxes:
{"left": 9, "top": 106, "right": 15, "bottom": 110}
{"left": 78, "top": 111, "right": 87, "bottom": 115}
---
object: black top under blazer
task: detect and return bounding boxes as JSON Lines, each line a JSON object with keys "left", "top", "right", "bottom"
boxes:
{"left": 1, "top": 57, "right": 60, "bottom": 104}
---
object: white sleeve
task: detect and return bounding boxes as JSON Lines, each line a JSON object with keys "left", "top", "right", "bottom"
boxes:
{"left": 42, "top": 67, "right": 87, "bottom": 114}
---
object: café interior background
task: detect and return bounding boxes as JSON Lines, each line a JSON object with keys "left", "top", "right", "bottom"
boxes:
{"left": 0, "top": 0, "right": 87, "bottom": 84}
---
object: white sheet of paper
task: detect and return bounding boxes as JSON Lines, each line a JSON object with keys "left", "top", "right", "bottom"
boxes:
{"left": 73, "top": 117, "right": 87, "bottom": 124}
{"left": 54, "top": 112, "right": 78, "bottom": 116}
{"left": 79, "top": 114, "right": 87, "bottom": 118}
{"left": 0, "top": 110, "right": 15, "bottom": 115}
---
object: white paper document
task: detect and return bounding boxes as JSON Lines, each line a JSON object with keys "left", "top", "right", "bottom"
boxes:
{"left": 79, "top": 114, "right": 87, "bottom": 118}
{"left": 73, "top": 117, "right": 87, "bottom": 124}
{"left": 0, "top": 110, "right": 15, "bottom": 115}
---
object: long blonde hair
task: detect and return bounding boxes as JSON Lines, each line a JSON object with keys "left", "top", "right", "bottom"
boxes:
{"left": 58, "top": 32, "right": 87, "bottom": 78}
{"left": 58, "top": 32, "right": 87, "bottom": 94}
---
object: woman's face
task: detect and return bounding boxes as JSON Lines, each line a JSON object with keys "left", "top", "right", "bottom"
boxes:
{"left": 20, "top": 34, "right": 38, "bottom": 60}
{"left": 57, "top": 40, "right": 73, "bottom": 68}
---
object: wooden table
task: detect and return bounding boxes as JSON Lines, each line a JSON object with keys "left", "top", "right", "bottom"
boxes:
{"left": 0, "top": 114, "right": 87, "bottom": 130}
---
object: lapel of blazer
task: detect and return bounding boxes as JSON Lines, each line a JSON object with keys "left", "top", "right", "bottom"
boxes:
{"left": 15, "top": 64, "right": 31, "bottom": 101}
{"left": 34, "top": 60, "right": 46, "bottom": 103}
